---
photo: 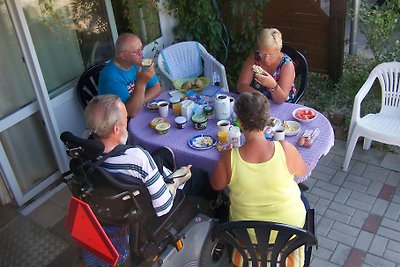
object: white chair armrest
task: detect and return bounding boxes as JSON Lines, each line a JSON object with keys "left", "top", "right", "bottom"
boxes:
{"left": 199, "top": 45, "right": 229, "bottom": 92}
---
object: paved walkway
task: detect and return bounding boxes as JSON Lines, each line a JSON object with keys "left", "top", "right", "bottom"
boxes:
{"left": 0, "top": 138, "right": 397, "bottom": 266}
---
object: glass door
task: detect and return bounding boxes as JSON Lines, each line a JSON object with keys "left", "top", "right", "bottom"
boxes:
{"left": 0, "top": 0, "right": 116, "bottom": 206}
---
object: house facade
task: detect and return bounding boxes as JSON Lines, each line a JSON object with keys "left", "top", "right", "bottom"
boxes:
{"left": 0, "top": 0, "right": 175, "bottom": 207}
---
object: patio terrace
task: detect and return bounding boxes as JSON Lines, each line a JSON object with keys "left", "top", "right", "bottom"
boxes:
{"left": 0, "top": 138, "right": 399, "bottom": 266}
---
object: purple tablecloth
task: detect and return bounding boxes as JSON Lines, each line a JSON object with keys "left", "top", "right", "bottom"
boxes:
{"left": 129, "top": 91, "right": 335, "bottom": 183}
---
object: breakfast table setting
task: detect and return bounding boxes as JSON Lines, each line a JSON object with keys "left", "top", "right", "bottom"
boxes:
{"left": 129, "top": 81, "right": 334, "bottom": 183}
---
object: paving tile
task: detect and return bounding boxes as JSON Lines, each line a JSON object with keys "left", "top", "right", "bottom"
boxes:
{"left": 350, "top": 162, "right": 367, "bottom": 176}
{"left": 380, "top": 152, "right": 400, "bottom": 172}
{"left": 362, "top": 164, "right": 390, "bottom": 183}
{"left": 304, "top": 192, "right": 319, "bottom": 207}
{"left": 311, "top": 187, "right": 335, "bottom": 201}
{"left": 315, "top": 180, "right": 340, "bottom": 193}
{"left": 327, "top": 229, "right": 356, "bottom": 247}
{"left": 332, "top": 221, "right": 360, "bottom": 237}
{"left": 318, "top": 153, "right": 335, "bottom": 167}
{"left": 310, "top": 169, "right": 333, "bottom": 182}
{"left": 371, "top": 198, "right": 389, "bottom": 216}
{"left": 350, "top": 191, "right": 376, "bottom": 204}
{"left": 311, "top": 257, "right": 341, "bottom": 267}
{"left": 325, "top": 209, "right": 352, "bottom": 224}
{"left": 347, "top": 174, "right": 371, "bottom": 186}
{"left": 352, "top": 146, "right": 386, "bottom": 166}
{"left": 380, "top": 217, "right": 400, "bottom": 232}
{"left": 313, "top": 246, "right": 333, "bottom": 260}
{"left": 362, "top": 214, "right": 382, "bottom": 233}
{"left": 349, "top": 209, "right": 369, "bottom": 228}
{"left": 384, "top": 202, "right": 400, "bottom": 220}
{"left": 344, "top": 248, "right": 366, "bottom": 267}
{"left": 49, "top": 186, "right": 71, "bottom": 210}
{"left": 27, "top": 201, "right": 66, "bottom": 229}
{"left": 331, "top": 243, "right": 351, "bottom": 266}
{"left": 314, "top": 198, "right": 331, "bottom": 217}
{"left": 317, "top": 217, "right": 334, "bottom": 236}
{"left": 314, "top": 164, "right": 337, "bottom": 177}
{"left": 354, "top": 230, "right": 373, "bottom": 251}
{"left": 385, "top": 171, "right": 400, "bottom": 187}
{"left": 333, "top": 187, "right": 352, "bottom": 204}
{"left": 378, "top": 184, "right": 397, "bottom": 201}
{"left": 369, "top": 235, "right": 388, "bottom": 256}
{"left": 330, "top": 170, "right": 347, "bottom": 186}
{"left": 387, "top": 240, "right": 400, "bottom": 253}
{"left": 377, "top": 226, "right": 400, "bottom": 242}
{"left": 346, "top": 198, "right": 372, "bottom": 212}
{"left": 342, "top": 180, "right": 368, "bottom": 193}
{"left": 366, "top": 181, "right": 383, "bottom": 196}
{"left": 364, "top": 253, "right": 396, "bottom": 267}
{"left": 329, "top": 155, "right": 347, "bottom": 170}
{"left": 329, "top": 201, "right": 355, "bottom": 216}
{"left": 317, "top": 235, "right": 338, "bottom": 251}
{"left": 330, "top": 139, "right": 346, "bottom": 156}
{"left": 383, "top": 249, "right": 400, "bottom": 265}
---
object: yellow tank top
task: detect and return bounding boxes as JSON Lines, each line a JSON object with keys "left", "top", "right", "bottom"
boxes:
{"left": 229, "top": 141, "right": 305, "bottom": 229}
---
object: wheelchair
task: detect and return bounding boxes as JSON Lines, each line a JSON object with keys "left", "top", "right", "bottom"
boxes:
{"left": 60, "top": 131, "right": 227, "bottom": 266}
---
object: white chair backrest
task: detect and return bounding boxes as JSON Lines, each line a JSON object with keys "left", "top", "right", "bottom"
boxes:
{"left": 372, "top": 62, "right": 400, "bottom": 115}
{"left": 160, "top": 41, "right": 203, "bottom": 81}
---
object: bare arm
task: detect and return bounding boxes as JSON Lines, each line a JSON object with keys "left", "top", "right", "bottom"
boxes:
{"left": 254, "top": 61, "right": 295, "bottom": 104}
{"left": 211, "top": 149, "right": 232, "bottom": 190}
{"left": 126, "top": 64, "right": 161, "bottom": 117}
{"left": 280, "top": 140, "right": 308, "bottom": 177}
{"left": 236, "top": 53, "right": 264, "bottom": 95}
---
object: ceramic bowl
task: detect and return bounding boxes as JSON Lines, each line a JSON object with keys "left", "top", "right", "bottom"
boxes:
{"left": 282, "top": 120, "right": 301, "bottom": 136}
{"left": 292, "top": 108, "right": 317, "bottom": 123}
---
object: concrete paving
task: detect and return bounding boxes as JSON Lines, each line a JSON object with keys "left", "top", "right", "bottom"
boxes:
{"left": 1, "top": 138, "right": 398, "bottom": 266}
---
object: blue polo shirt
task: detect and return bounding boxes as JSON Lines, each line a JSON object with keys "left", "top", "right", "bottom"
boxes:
{"left": 98, "top": 59, "right": 159, "bottom": 103}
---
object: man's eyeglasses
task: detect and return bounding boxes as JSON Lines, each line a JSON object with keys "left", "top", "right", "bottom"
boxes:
{"left": 124, "top": 47, "right": 143, "bottom": 55}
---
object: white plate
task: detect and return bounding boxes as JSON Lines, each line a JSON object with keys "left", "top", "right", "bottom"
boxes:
{"left": 283, "top": 120, "right": 301, "bottom": 136}
{"left": 169, "top": 90, "right": 185, "bottom": 98}
{"left": 292, "top": 107, "right": 318, "bottom": 123}
{"left": 188, "top": 134, "right": 217, "bottom": 150}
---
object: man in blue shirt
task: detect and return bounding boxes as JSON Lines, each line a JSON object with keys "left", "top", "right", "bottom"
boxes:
{"left": 98, "top": 33, "right": 161, "bottom": 117}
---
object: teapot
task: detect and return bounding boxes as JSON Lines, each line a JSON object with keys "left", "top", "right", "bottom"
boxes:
{"left": 215, "top": 94, "right": 231, "bottom": 120}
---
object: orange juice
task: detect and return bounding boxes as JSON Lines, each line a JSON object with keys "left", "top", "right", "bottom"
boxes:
{"left": 172, "top": 103, "right": 182, "bottom": 116}
{"left": 217, "top": 130, "right": 228, "bottom": 144}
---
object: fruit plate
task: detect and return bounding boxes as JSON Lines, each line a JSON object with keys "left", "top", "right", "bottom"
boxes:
{"left": 173, "top": 77, "right": 211, "bottom": 92}
{"left": 188, "top": 134, "right": 217, "bottom": 150}
{"left": 292, "top": 107, "right": 318, "bottom": 123}
{"left": 282, "top": 120, "right": 301, "bottom": 136}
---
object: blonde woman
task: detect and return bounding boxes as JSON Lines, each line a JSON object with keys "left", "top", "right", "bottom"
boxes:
{"left": 237, "top": 28, "right": 296, "bottom": 104}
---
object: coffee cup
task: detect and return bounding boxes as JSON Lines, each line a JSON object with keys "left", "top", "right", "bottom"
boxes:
{"left": 157, "top": 101, "right": 169, "bottom": 118}
{"left": 217, "top": 120, "right": 231, "bottom": 131}
{"left": 273, "top": 126, "right": 285, "bottom": 141}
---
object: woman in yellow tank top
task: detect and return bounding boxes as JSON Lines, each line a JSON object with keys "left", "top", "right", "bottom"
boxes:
{"left": 211, "top": 92, "right": 309, "bottom": 267}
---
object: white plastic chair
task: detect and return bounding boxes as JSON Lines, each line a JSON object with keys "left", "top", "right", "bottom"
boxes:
{"left": 157, "top": 41, "right": 229, "bottom": 92}
{"left": 343, "top": 62, "right": 400, "bottom": 171}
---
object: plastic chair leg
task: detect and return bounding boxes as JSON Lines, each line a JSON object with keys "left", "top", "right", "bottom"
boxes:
{"left": 363, "top": 137, "right": 372, "bottom": 150}
{"left": 343, "top": 132, "right": 359, "bottom": 171}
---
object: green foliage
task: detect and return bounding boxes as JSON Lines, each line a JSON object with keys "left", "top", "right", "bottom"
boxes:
{"left": 167, "top": 0, "right": 270, "bottom": 89}
{"left": 357, "top": 0, "right": 400, "bottom": 61}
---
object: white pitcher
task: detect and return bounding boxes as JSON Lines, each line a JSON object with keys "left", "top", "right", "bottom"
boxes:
{"left": 228, "top": 125, "right": 241, "bottom": 148}
{"left": 215, "top": 94, "right": 231, "bottom": 120}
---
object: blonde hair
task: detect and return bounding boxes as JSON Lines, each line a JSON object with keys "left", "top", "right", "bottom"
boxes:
{"left": 257, "top": 28, "right": 283, "bottom": 50}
